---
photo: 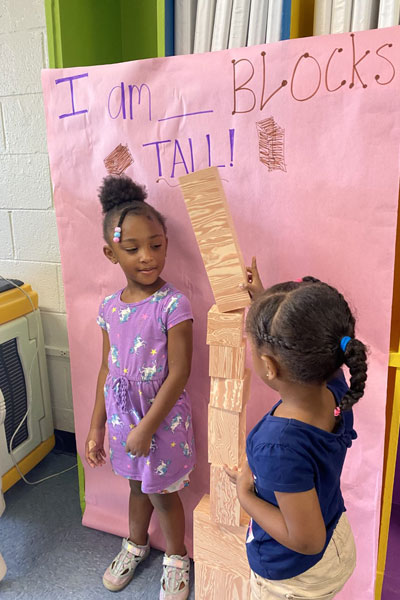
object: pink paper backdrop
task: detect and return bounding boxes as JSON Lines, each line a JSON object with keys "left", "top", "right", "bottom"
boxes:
{"left": 42, "top": 27, "right": 400, "bottom": 598}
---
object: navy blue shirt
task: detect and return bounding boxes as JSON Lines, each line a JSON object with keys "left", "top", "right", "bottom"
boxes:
{"left": 246, "top": 372, "right": 357, "bottom": 580}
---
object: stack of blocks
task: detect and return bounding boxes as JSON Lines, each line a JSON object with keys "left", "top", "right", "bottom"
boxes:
{"left": 179, "top": 167, "right": 252, "bottom": 599}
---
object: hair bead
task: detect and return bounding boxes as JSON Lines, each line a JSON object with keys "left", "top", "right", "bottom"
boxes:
{"left": 99, "top": 175, "right": 167, "bottom": 243}
{"left": 113, "top": 226, "right": 121, "bottom": 243}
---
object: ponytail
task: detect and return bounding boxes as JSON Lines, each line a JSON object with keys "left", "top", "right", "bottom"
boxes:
{"left": 339, "top": 338, "right": 368, "bottom": 411}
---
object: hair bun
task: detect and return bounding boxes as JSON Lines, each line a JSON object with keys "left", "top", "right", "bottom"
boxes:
{"left": 98, "top": 175, "right": 147, "bottom": 214}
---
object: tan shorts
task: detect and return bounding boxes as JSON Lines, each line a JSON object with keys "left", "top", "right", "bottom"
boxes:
{"left": 250, "top": 513, "right": 356, "bottom": 600}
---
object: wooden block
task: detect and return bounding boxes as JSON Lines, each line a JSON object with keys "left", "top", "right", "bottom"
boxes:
{"left": 210, "top": 464, "right": 242, "bottom": 527}
{"left": 207, "top": 304, "right": 244, "bottom": 347}
{"left": 209, "top": 342, "right": 246, "bottom": 379}
{"left": 208, "top": 405, "right": 246, "bottom": 466}
{"left": 210, "top": 369, "right": 251, "bottom": 413}
{"left": 179, "top": 167, "right": 250, "bottom": 313}
{"left": 194, "top": 494, "right": 250, "bottom": 579}
{"left": 195, "top": 561, "right": 251, "bottom": 600}
{"left": 210, "top": 465, "right": 250, "bottom": 527}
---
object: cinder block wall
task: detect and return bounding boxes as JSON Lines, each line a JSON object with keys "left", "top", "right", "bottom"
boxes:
{"left": 0, "top": 0, "right": 74, "bottom": 432}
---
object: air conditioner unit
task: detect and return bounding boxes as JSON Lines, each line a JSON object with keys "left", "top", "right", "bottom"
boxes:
{"left": 0, "top": 283, "right": 54, "bottom": 492}
{"left": 0, "top": 387, "right": 6, "bottom": 581}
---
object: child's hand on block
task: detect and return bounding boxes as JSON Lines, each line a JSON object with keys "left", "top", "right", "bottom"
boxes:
{"left": 224, "top": 462, "right": 255, "bottom": 498}
{"left": 224, "top": 464, "right": 239, "bottom": 484}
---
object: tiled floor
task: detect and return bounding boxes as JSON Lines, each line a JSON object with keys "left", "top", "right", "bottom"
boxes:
{"left": 0, "top": 451, "right": 195, "bottom": 599}
{"left": 2, "top": 448, "right": 399, "bottom": 599}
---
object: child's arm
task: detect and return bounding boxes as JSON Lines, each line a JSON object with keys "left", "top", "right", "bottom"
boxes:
{"left": 226, "top": 462, "right": 326, "bottom": 555}
{"left": 85, "top": 328, "right": 110, "bottom": 468}
{"left": 125, "top": 319, "right": 192, "bottom": 457}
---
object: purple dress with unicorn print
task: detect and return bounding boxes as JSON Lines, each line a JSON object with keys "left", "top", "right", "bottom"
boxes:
{"left": 97, "top": 283, "right": 196, "bottom": 494}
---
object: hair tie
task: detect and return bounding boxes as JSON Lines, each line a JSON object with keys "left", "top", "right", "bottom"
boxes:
{"left": 340, "top": 336, "right": 351, "bottom": 352}
{"left": 294, "top": 278, "right": 303, "bottom": 282}
{"left": 113, "top": 226, "right": 121, "bottom": 243}
{"left": 334, "top": 406, "right": 341, "bottom": 418}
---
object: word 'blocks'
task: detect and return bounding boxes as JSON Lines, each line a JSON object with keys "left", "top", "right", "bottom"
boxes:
{"left": 179, "top": 167, "right": 250, "bottom": 313}
{"left": 209, "top": 342, "right": 246, "bottom": 380}
{"left": 193, "top": 494, "right": 250, "bottom": 580}
{"left": 195, "top": 562, "right": 251, "bottom": 600}
{"left": 207, "top": 304, "right": 244, "bottom": 347}
{"left": 208, "top": 405, "right": 246, "bottom": 466}
{"left": 210, "top": 464, "right": 242, "bottom": 527}
{"left": 210, "top": 369, "right": 251, "bottom": 413}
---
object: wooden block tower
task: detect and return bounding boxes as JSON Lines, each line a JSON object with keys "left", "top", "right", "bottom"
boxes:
{"left": 179, "top": 167, "right": 252, "bottom": 599}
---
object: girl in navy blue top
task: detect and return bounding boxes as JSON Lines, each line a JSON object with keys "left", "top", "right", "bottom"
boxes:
{"left": 225, "top": 264, "right": 367, "bottom": 600}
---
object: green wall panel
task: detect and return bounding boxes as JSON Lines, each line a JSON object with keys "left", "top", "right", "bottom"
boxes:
{"left": 121, "top": 0, "right": 163, "bottom": 61}
{"left": 45, "top": 0, "right": 167, "bottom": 69}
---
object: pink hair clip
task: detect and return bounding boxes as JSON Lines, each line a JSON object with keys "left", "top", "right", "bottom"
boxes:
{"left": 294, "top": 278, "right": 303, "bottom": 282}
{"left": 113, "top": 226, "right": 121, "bottom": 243}
{"left": 334, "top": 407, "right": 341, "bottom": 418}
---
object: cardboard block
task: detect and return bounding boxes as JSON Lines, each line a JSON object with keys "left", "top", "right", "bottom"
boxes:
{"left": 207, "top": 304, "right": 244, "bottom": 347}
{"left": 193, "top": 494, "right": 250, "bottom": 580}
{"left": 209, "top": 342, "right": 246, "bottom": 379}
{"left": 210, "top": 464, "right": 242, "bottom": 526}
{"left": 195, "top": 561, "right": 251, "bottom": 599}
{"left": 179, "top": 167, "right": 250, "bottom": 312}
{"left": 208, "top": 405, "right": 246, "bottom": 466}
{"left": 210, "top": 369, "right": 251, "bottom": 413}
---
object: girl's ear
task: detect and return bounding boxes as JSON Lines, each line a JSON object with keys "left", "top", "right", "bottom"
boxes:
{"left": 103, "top": 245, "right": 118, "bottom": 264}
{"left": 260, "top": 354, "right": 279, "bottom": 381}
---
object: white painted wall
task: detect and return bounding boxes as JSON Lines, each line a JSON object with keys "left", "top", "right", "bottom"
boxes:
{"left": 0, "top": 0, "right": 74, "bottom": 432}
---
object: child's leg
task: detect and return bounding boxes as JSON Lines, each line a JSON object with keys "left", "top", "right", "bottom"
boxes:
{"left": 128, "top": 479, "right": 154, "bottom": 545}
{"left": 148, "top": 491, "right": 186, "bottom": 556}
{"left": 103, "top": 480, "right": 153, "bottom": 592}
{"left": 149, "top": 491, "right": 189, "bottom": 598}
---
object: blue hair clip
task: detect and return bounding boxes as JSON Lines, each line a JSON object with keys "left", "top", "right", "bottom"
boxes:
{"left": 340, "top": 336, "right": 351, "bottom": 352}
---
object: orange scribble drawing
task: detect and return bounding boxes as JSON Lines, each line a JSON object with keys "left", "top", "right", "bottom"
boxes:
{"left": 256, "top": 117, "right": 287, "bottom": 172}
{"left": 104, "top": 143, "right": 134, "bottom": 175}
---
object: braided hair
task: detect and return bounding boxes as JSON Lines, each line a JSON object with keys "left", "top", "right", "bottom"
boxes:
{"left": 246, "top": 277, "right": 368, "bottom": 411}
{"left": 99, "top": 175, "right": 166, "bottom": 242}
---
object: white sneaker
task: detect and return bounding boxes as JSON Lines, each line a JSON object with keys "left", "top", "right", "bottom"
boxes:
{"left": 159, "top": 553, "right": 190, "bottom": 599}
{"left": 103, "top": 537, "right": 150, "bottom": 592}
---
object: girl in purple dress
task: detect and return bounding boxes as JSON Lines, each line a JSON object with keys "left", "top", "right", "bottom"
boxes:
{"left": 85, "top": 176, "right": 195, "bottom": 600}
